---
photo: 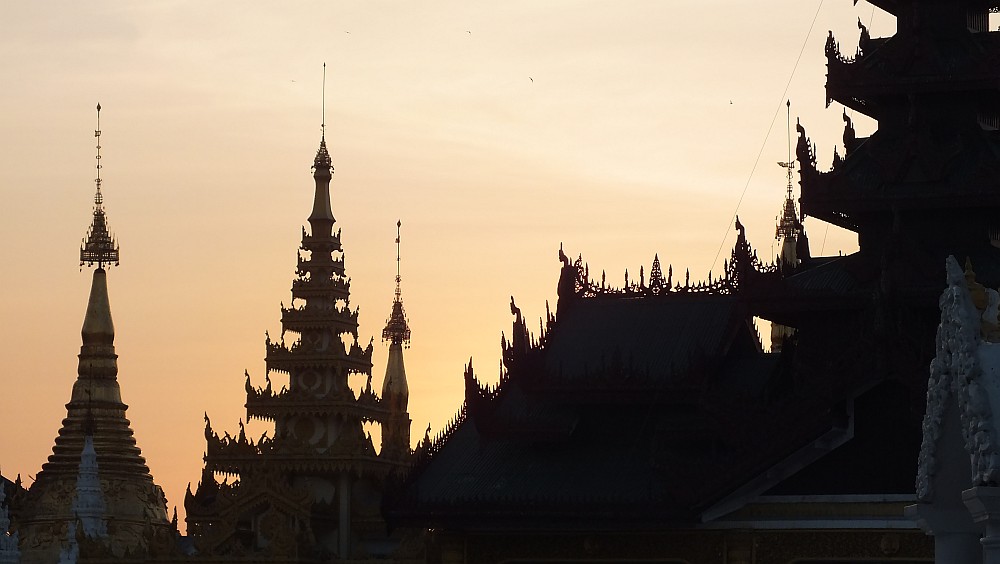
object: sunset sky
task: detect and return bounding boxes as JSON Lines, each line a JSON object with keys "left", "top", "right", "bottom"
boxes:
{"left": 1, "top": 1, "right": 891, "bottom": 519}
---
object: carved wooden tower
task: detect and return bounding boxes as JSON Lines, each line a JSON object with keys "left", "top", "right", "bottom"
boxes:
{"left": 185, "top": 130, "right": 414, "bottom": 561}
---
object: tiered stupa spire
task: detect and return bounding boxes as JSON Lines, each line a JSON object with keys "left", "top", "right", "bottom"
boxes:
{"left": 381, "top": 221, "right": 412, "bottom": 458}
{"left": 772, "top": 100, "right": 804, "bottom": 353}
{"left": 775, "top": 100, "right": 804, "bottom": 269}
{"left": 15, "top": 104, "right": 170, "bottom": 564}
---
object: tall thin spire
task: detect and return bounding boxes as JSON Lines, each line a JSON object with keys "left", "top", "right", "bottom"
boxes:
{"left": 776, "top": 99, "right": 800, "bottom": 243}
{"left": 321, "top": 62, "right": 326, "bottom": 141}
{"left": 381, "top": 220, "right": 411, "bottom": 458}
{"left": 80, "top": 103, "right": 119, "bottom": 270}
{"left": 383, "top": 220, "right": 411, "bottom": 346}
{"left": 771, "top": 100, "right": 802, "bottom": 353}
{"left": 310, "top": 65, "right": 335, "bottom": 230}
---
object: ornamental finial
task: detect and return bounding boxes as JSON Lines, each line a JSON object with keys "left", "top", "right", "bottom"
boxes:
{"left": 382, "top": 220, "right": 411, "bottom": 346}
{"left": 776, "top": 99, "right": 801, "bottom": 241}
{"left": 312, "top": 63, "right": 333, "bottom": 172}
{"left": 80, "top": 103, "right": 119, "bottom": 269}
{"left": 321, "top": 62, "right": 326, "bottom": 141}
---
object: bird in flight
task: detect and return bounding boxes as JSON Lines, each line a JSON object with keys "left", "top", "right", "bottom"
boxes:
{"left": 529, "top": 77, "right": 533, "bottom": 83}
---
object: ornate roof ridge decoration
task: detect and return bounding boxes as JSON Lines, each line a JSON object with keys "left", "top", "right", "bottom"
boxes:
{"left": 203, "top": 415, "right": 280, "bottom": 461}
{"left": 383, "top": 220, "right": 411, "bottom": 346}
{"left": 80, "top": 103, "right": 119, "bottom": 269}
{"left": 558, "top": 220, "right": 777, "bottom": 300}
{"left": 243, "top": 370, "right": 384, "bottom": 409}
{"left": 405, "top": 298, "right": 549, "bottom": 474}
{"left": 264, "top": 327, "right": 373, "bottom": 361}
{"left": 409, "top": 403, "right": 468, "bottom": 472}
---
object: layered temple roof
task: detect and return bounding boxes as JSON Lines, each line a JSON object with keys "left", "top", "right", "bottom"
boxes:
{"left": 796, "top": 4, "right": 1000, "bottom": 286}
{"left": 391, "top": 250, "right": 867, "bottom": 525}
{"left": 391, "top": 4, "right": 994, "bottom": 549}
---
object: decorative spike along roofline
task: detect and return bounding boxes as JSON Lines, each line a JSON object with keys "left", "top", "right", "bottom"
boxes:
{"left": 408, "top": 403, "right": 468, "bottom": 472}
{"left": 556, "top": 225, "right": 777, "bottom": 302}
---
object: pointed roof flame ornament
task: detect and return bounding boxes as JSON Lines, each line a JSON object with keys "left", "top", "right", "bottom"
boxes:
{"left": 80, "top": 103, "right": 119, "bottom": 269}
{"left": 383, "top": 220, "right": 411, "bottom": 346}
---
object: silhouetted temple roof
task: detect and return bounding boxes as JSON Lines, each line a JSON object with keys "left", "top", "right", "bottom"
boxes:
{"left": 390, "top": 259, "right": 852, "bottom": 528}
{"left": 0, "top": 475, "right": 24, "bottom": 500}
{"left": 544, "top": 297, "right": 741, "bottom": 381}
{"left": 390, "top": 206, "right": 940, "bottom": 530}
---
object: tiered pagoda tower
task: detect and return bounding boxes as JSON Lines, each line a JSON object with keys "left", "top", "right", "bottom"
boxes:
{"left": 186, "top": 131, "right": 416, "bottom": 561}
{"left": 761, "top": 0, "right": 1000, "bottom": 490}
{"left": 800, "top": 2, "right": 1000, "bottom": 283}
{"left": 13, "top": 105, "right": 172, "bottom": 564}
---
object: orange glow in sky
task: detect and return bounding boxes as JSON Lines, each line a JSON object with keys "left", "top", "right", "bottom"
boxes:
{"left": 0, "top": 1, "right": 887, "bottom": 521}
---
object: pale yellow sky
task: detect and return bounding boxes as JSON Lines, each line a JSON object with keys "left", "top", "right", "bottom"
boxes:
{"left": 1, "top": 1, "right": 886, "bottom": 519}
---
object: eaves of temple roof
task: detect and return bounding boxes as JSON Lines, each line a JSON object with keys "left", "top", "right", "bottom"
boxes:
{"left": 205, "top": 445, "right": 400, "bottom": 478}
{"left": 245, "top": 394, "right": 390, "bottom": 423}
{"left": 865, "top": 0, "right": 1000, "bottom": 19}
{"left": 290, "top": 276, "right": 351, "bottom": 298}
{"left": 265, "top": 342, "right": 373, "bottom": 368}
{"left": 300, "top": 226, "right": 342, "bottom": 251}
{"left": 279, "top": 306, "right": 360, "bottom": 332}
